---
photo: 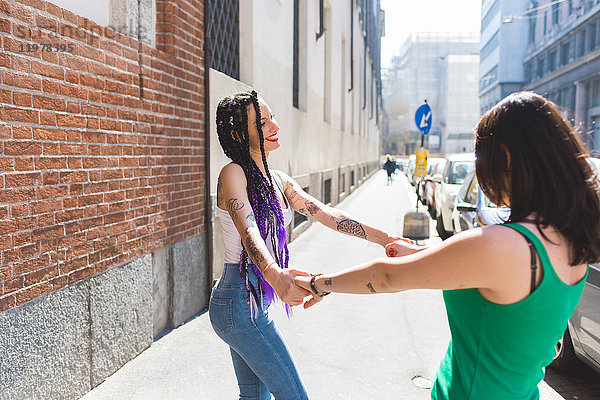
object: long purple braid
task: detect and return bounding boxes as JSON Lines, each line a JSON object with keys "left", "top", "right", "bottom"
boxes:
{"left": 216, "top": 90, "right": 290, "bottom": 316}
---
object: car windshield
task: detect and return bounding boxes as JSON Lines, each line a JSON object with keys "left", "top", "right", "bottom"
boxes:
{"left": 449, "top": 161, "right": 474, "bottom": 184}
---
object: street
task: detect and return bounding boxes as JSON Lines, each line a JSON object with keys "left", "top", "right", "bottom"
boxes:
{"left": 82, "top": 170, "right": 600, "bottom": 400}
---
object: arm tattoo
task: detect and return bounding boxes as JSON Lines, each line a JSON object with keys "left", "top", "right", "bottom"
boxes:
{"left": 217, "top": 176, "right": 224, "bottom": 203}
{"left": 246, "top": 212, "right": 256, "bottom": 223}
{"left": 245, "top": 234, "right": 266, "bottom": 266}
{"left": 304, "top": 201, "right": 319, "bottom": 216}
{"left": 226, "top": 197, "right": 244, "bottom": 220}
{"left": 324, "top": 278, "right": 332, "bottom": 286}
{"left": 336, "top": 218, "right": 367, "bottom": 239}
{"left": 289, "top": 189, "right": 300, "bottom": 204}
{"left": 366, "top": 282, "right": 376, "bottom": 293}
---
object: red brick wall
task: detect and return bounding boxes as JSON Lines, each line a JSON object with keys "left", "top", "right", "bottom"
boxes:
{"left": 0, "top": 0, "right": 207, "bottom": 311}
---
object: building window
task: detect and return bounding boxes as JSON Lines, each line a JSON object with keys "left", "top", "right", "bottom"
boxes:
{"left": 525, "top": 63, "right": 532, "bottom": 83}
{"left": 536, "top": 57, "right": 544, "bottom": 78}
{"left": 480, "top": 65, "right": 498, "bottom": 91}
{"left": 208, "top": 0, "right": 240, "bottom": 79}
{"left": 480, "top": 31, "right": 499, "bottom": 62}
{"left": 568, "top": 0, "right": 573, "bottom": 15}
{"left": 560, "top": 40, "right": 570, "bottom": 66}
{"left": 481, "top": 0, "right": 499, "bottom": 31}
{"left": 324, "top": 4, "right": 332, "bottom": 122}
{"left": 548, "top": 49, "right": 556, "bottom": 72}
{"left": 578, "top": 29, "right": 586, "bottom": 57}
{"left": 293, "top": 0, "right": 299, "bottom": 108}
{"left": 323, "top": 179, "right": 331, "bottom": 205}
{"left": 543, "top": 12, "right": 547, "bottom": 36}
{"left": 552, "top": 2, "right": 560, "bottom": 25}
{"left": 592, "top": 80, "right": 600, "bottom": 108}
{"left": 589, "top": 23, "right": 597, "bottom": 52}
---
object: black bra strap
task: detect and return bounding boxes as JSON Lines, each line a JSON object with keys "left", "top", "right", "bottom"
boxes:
{"left": 524, "top": 237, "right": 538, "bottom": 294}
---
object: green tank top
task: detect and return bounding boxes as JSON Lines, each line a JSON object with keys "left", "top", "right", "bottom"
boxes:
{"left": 431, "top": 223, "right": 588, "bottom": 400}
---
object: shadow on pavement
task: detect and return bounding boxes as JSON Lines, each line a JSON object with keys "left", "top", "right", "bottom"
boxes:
{"left": 544, "top": 364, "right": 600, "bottom": 400}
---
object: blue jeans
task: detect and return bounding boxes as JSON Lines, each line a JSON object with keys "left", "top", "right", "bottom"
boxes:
{"left": 209, "top": 263, "right": 309, "bottom": 400}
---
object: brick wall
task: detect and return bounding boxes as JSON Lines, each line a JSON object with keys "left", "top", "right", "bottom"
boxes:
{"left": 0, "top": 0, "right": 207, "bottom": 312}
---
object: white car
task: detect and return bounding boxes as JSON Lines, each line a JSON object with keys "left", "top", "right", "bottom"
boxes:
{"left": 433, "top": 153, "right": 476, "bottom": 239}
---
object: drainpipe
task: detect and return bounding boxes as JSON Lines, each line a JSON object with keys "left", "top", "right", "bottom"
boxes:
{"left": 203, "top": 0, "right": 213, "bottom": 305}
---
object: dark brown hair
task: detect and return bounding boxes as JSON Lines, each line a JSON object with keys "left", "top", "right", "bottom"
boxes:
{"left": 475, "top": 91, "right": 600, "bottom": 265}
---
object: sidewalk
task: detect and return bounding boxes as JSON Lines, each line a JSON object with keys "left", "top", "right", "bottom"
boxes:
{"left": 82, "top": 171, "right": 565, "bottom": 400}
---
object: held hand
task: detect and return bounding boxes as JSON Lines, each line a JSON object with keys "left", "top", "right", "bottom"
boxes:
{"left": 264, "top": 266, "right": 312, "bottom": 306}
{"left": 294, "top": 275, "right": 325, "bottom": 309}
{"left": 385, "top": 238, "right": 416, "bottom": 257}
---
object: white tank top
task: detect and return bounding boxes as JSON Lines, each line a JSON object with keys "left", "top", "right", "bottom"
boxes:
{"left": 217, "top": 173, "right": 293, "bottom": 263}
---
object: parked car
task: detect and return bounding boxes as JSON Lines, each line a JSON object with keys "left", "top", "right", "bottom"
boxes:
{"left": 451, "top": 170, "right": 510, "bottom": 233}
{"left": 424, "top": 159, "right": 447, "bottom": 218}
{"left": 434, "top": 153, "right": 475, "bottom": 239}
{"left": 551, "top": 262, "right": 600, "bottom": 375}
{"left": 416, "top": 157, "right": 445, "bottom": 204}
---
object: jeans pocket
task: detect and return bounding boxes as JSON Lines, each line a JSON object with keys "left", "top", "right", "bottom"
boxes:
{"left": 209, "top": 297, "right": 234, "bottom": 335}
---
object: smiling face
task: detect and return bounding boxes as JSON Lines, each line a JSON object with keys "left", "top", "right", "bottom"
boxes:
{"left": 247, "top": 98, "right": 280, "bottom": 153}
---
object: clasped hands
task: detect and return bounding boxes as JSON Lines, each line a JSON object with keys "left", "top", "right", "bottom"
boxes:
{"left": 268, "top": 236, "right": 415, "bottom": 309}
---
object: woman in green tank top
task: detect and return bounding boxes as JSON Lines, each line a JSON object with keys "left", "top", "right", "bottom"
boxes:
{"left": 295, "top": 92, "right": 600, "bottom": 399}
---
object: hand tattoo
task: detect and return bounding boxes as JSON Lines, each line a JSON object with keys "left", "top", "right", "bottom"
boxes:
{"left": 336, "top": 218, "right": 367, "bottom": 239}
{"left": 324, "top": 278, "right": 332, "bottom": 286}
{"left": 226, "top": 198, "right": 244, "bottom": 220}
{"left": 366, "top": 282, "right": 376, "bottom": 293}
{"left": 245, "top": 234, "right": 265, "bottom": 266}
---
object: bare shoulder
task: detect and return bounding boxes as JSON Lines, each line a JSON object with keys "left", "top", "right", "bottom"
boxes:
{"left": 219, "top": 162, "right": 246, "bottom": 182}
{"left": 217, "top": 163, "right": 248, "bottom": 208}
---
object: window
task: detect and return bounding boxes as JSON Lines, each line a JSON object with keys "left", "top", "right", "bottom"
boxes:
{"left": 208, "top": 0, "right": 240, "bottom": 79}
{"left": 560, "top": 41, "right": 570, "bottom": 65}
{"left": 293, "top": 0, "right": 299, "bottom": 108}
{"left": 552, "top": 2, "right": 560, "bottom": 25}
{"left": 548, "top": 50, "right": 556, "bottom": 72}
{"left": 323, "top": 4, "right": 332, "bottom": 122}
{"left": 481, "top": 0, "right": 499, "bottom": 31}
{"left": 592, "top": 80, "right": 600, "bottom": 108}
{"left": 529, "top": 1, "right": 538, "bottom": 44}
{"left": 543, "top": 12, "right": 547, "bottom": 36}
{"left": 480, "top": 31, "right": 499, "bottom": 62}
{"left": 568, "top": 0, "right": 573, "bottom": 15}
{"left": 578, "top": 30, "right": 586, "bottom": 57}
{"left": 536, "top": 57, "right": 544, "bottom": 78}
{"left": 323, "top": 179, "right": 331, "bottom": 205}
{"left": 589, "top": 23, "right": 597, "bottom": 52}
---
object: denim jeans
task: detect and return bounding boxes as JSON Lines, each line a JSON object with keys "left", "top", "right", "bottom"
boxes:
{"left": 209, "top": 263, "right": 309, "bottom": 400}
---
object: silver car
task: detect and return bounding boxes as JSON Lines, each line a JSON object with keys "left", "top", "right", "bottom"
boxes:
{"left": 433, "top": 153, "right": 475, "bottom": 239}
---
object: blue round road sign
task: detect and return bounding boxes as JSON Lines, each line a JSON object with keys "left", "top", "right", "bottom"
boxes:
{"left": 414, "top": 104, "right": 432, "bottom": 135}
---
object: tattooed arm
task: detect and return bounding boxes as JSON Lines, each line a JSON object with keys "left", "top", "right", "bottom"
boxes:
{"left": 218, "top": 164, "right": 312, "bottom": 306}
{"left": 275, "top": 170, "right": 416, "bottom": 252}
{"left": 295, "top": 225, "right": 522, "bottom": 308}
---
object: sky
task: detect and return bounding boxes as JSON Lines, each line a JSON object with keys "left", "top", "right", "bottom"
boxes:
{"left": 380, "top": 0, "right": 482, "bottom": 69}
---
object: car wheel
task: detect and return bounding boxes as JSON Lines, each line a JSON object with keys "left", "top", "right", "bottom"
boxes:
{"left": 436, "top": 215, "right": 450, "bottom": 240}
{"left": 548, "top": 327, "right": 582, "bottom": 372}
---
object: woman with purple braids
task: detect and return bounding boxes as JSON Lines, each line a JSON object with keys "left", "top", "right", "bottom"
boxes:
{"left": 209, "top": 90, "right": 402, "bottom": 400}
